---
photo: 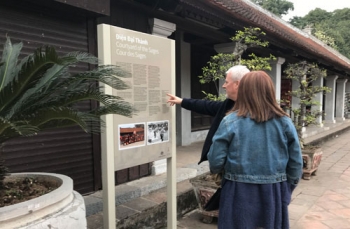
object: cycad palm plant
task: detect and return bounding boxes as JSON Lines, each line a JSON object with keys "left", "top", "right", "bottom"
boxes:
{"left": 0, "top": 37, "right": 133, "bottom": 188}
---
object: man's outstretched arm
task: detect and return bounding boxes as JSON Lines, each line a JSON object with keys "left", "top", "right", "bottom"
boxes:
{"left": 167, "top": 93, "right": 224, "bottom": 116}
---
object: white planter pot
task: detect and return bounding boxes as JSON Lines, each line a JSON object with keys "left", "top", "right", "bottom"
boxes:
{"left": 0, "top": 173, "right": 86, "bottom": 229}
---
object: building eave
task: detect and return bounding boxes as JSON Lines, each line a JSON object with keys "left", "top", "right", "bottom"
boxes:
{"left": 180, "top": 0, "right": 350, "bottom": 75}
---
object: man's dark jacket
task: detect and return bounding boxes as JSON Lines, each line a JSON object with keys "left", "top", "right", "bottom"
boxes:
{"left": 181, "top": 98, "right": 235, "bottom": 164}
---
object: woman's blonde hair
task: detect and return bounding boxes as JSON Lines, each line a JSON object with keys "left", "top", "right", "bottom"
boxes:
{"left": 231, "top": 71, "right": 288, "bottom": 122}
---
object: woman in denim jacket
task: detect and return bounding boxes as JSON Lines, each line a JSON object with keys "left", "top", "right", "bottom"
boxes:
{"left": 208, "top": 71, "right": 302, "bottom": 229}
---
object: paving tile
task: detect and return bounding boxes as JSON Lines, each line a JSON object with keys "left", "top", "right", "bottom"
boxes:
{"left": 339, "top": 200, "right": 350, "bottom": 208}
{"left": 308, "top": 205, "right": 326, "bottom": 212}
{"left": 322, "top": 218, "right": 350, "bottom": 229}
{"left": 288, "top": 204, "right": 310, "bottom": 220}
{"left": 340, "top": 175, "right": 350, "bottom": 182}
{"left": 335, "top": 161, "right": 350, "bottom": 165}
{"left": 329, "top": 208, "right": 350, "bottom": 219}
{"left": 300, "top": 211, "right": 338, "bottom": 221}
{"left": 316, "top": 201, "right": 346, "bottom": 210}
{"left": 324, "top": 159, "right": 341, "bottom": 163}
{"left": 333, "top": 167, "right": 349, "bottom": 172}
{"left": 291, "top": 189, "right": 302, "bottom": 200}
{"left": 326, "top": 170, "right": 344, "bottom": 174}
{"left": 319, "top": 165, "right": 334, "bottom": 170}
{"left": 330, "top": 181, "right": 350, "bottom": 190}
{"left": 292, "top": 194, "right": 319, "bottom": 206}
{"left": 176, "top": 210, "right": 217, "bottom": 229}
{"left": 86, "top": 212, "right": 104, "bottom": 229}
{"left": 143, "top": 189, "right": 167, "bottom": 203}
{"left": 298, "top": 186, "right": 326, "bottom": 197}
{"left": 115, "top": 205, "right": 139, "bottom": 220}
{"left": 324, "top": 190, "right": 341, "bottom": 195}
{"left": 342, "top": 193, "right": 350, "bottom": 199}
{"left": 122, "top": 197, "right": 158, "bottom": 212}
{"left": 289, "top": 219, "right": 296, "bottom": 227}
{"left": 317, "top": 193, "right": 349, "bottom": 202}
{"left": 292, "top": 220, "right": 331, "bottom": 229}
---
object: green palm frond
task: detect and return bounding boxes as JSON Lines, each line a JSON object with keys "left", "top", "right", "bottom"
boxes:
{"left": 32, "top": 109, "right": 105, "bottom": 134}
{"left": 28, "top": 107, "right": 94, "bottom": 132}
{"left": 17, "top": 89, "right": 127, "bottom": 117}
{"left": 0, "top": 117, "right": 39, "bottom": 140}
{"left": 91, "top": 102, "right": 135, "bottom": 117}
{"left": 0, "top": 38, "right": 23, "bottom": 90}
{"left": 37, "top": 120, "right": 101, "bottom": 134}
{"left": 65, "top": 51, "right": 99, "bottom": 65}
{"left": 0, "top": 46, "right": 65, "bottom": 114}
{"left": 0, "top": 38, "right": 137, "bottom": 188}
{"left": 105, "top": 65, "right": 132, "bottom": 78}
{"left": 6, "top": 56, "right": 98, "bottom": 119}
{"left": 4, "top": 123, "right": 39, "bottom": 137}
{"left": 69, "top": 66, "right": 131, "bottom": 89}
{"left": 3, "top": 49, "right": 104, "bottom": 118}
{"left": 58, "top": 90, "right": 126, "bottom": 107}
{"left": 5, "top": 64, "right": 68, "bottom": 119}
{"left": 18, "top": 66, "right": 131, "bottom": 110}
{"left": 0, "top": 37, "right": 134, "bottom": 146}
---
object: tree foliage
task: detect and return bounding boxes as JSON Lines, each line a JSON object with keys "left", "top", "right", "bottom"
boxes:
{"left": 289, "top": 7, "right": 350, "bottom": 58}
{"left": 289, "top": 16, "right": 308, "bottom": 29}
{"left": 302, "top": 8, "right": 331, "bottom": 25}
{"left": 250, "top": 0, "right": 294, "bottom": 17}
{"left": 313, "top": 26, "right": 338, "bottom": 49}
{"left": 198, "top": 27, "right": 276, "bottom": 101}
{"left": 283, "top": 61, "right": 331, "bottom": 148}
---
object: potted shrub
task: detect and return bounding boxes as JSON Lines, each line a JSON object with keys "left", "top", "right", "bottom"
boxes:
{"left": 284, "top": 61, "right": 331, "bottom": 180}
{"left": 0, "top": 38, "right": 133, "bottom": 228}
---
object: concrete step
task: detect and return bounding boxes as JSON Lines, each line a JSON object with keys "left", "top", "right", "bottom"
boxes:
{"left": 83, "top": 166, "right": 202, "bottom": 217}
{"left": 86, "top": 180, "right": 198, "bottom": 229}
{"left": 304, "top": 121, "right": 350, "bottom": 145}
{"left": 84, "top": 158, "right": 209, "bottom": 228}
{"left": 301, "top": 120, "right": 350, "bottom": 139}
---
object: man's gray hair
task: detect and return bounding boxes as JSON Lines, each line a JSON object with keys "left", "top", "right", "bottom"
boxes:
{"left": 226, "top": 65, "right": 250, "bottom": 81}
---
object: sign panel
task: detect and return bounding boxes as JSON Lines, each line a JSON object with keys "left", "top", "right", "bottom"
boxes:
{"left": 98, "top": 24, "right": 175, "bottom": 171}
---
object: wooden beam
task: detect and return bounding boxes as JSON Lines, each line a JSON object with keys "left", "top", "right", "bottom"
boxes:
{"left": 116, "top": 0, "right": 231, "bottom": 43}
{"left": 54, "top": 0, "right": 110, "bottom": 15}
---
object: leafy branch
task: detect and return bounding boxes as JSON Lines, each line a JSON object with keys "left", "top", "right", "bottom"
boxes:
{"left": 284, "top": 61, "right": 331, "bottom": 148}
{"left": 198, "top": 27, "right": 276, "bottom": 101}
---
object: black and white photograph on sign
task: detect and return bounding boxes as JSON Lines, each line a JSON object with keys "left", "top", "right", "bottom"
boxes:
{"left": 147, "top": 120, "right": 169, "bottom": 145}
{"left": 119, "top": 123, "right": 146, "bottom": 150}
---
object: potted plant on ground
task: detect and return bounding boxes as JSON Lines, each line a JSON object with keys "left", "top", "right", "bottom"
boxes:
{"left": 0, "top": 37, "right": 133, "bottom": 228}
{"left": 284, "top": 60, "right": 331, "bottom": 180}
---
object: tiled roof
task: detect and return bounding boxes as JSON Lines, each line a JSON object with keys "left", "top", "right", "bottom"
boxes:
{"left": 183, "top": 0, "right": 350, "bottom": 75}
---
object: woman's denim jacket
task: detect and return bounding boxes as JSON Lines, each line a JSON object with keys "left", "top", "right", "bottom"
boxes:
{"left": 208, "top": 112, "right": 302, "bottom": 186}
